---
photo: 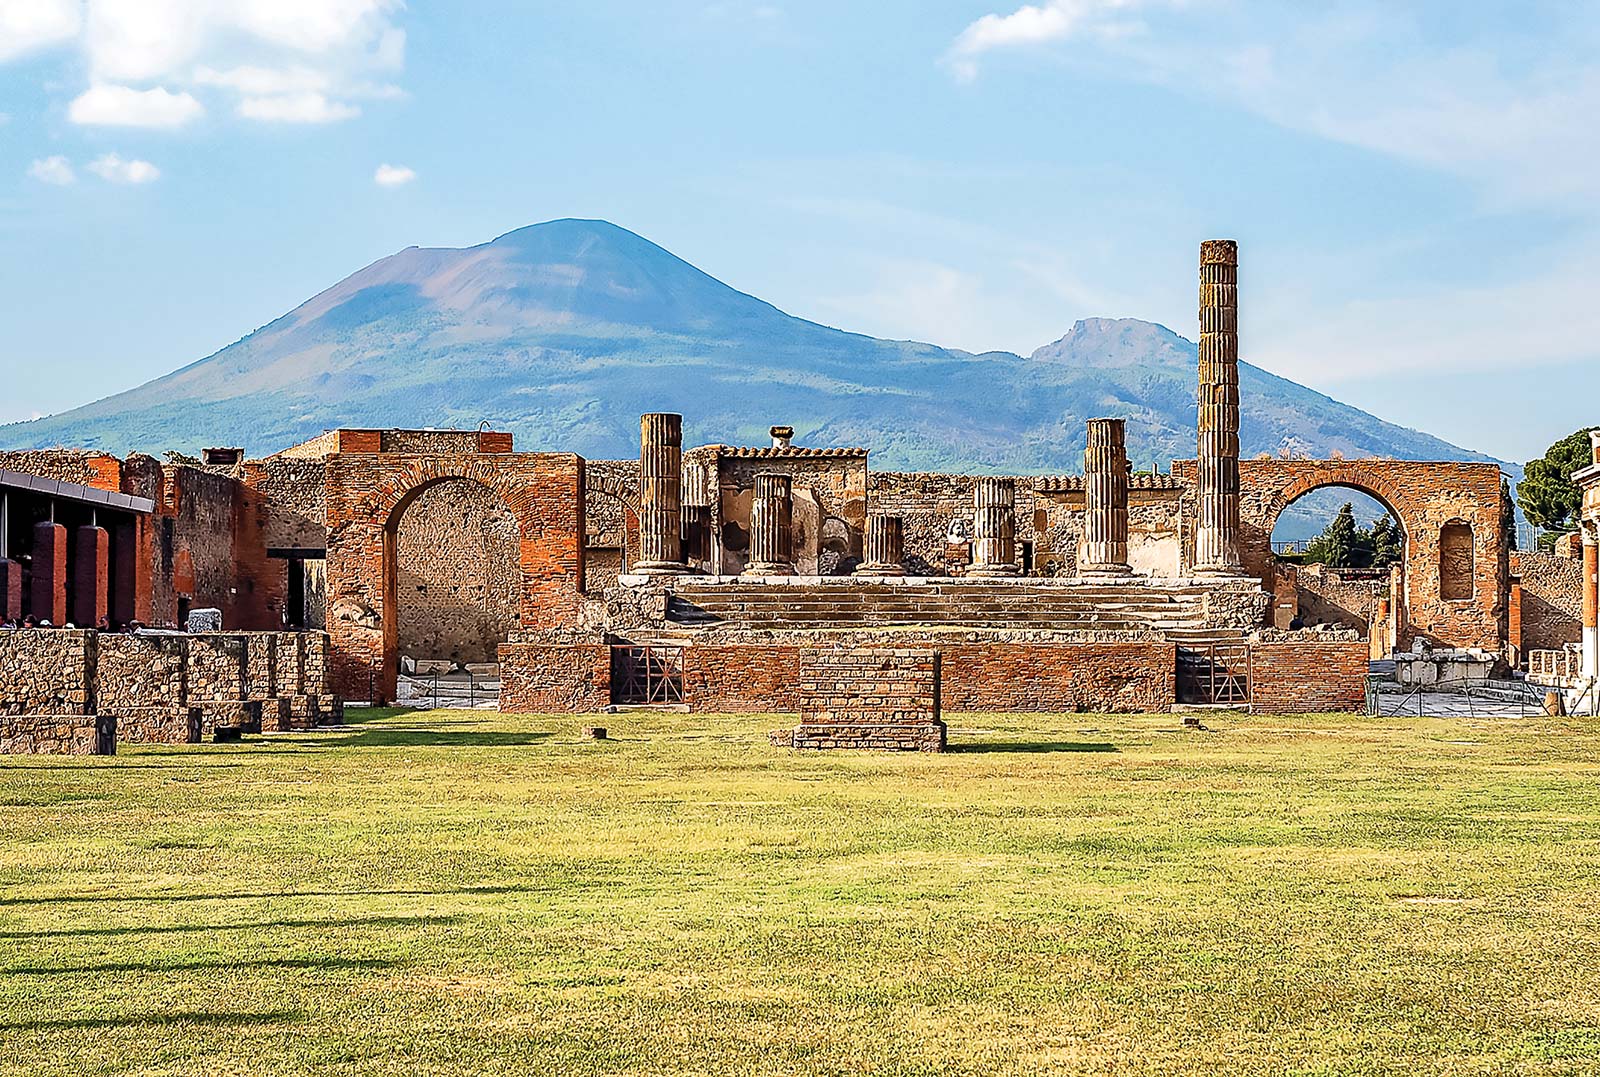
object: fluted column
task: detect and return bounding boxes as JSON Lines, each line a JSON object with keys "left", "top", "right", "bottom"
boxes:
{"left": 743, "top": 473, "right": 794, "bottom": 576}
{"left": 1195, "top": 239, "right": 1243, "bottom": 574}
{"left": 635, "top": 412, "right": 687, "bottom": 574}
{"left": 969, "top": 477, "right": 1018, "bottom": 577}
{"left": 1080, "top": 417, "right": 1132, "bottom": 575}
{"left": 856, "top": 514, "right": 905, "bottom": 576}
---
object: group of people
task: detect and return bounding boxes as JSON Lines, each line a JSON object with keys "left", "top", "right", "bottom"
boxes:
{"left": 0, "top": 615, "right": 146, "bottom": 632}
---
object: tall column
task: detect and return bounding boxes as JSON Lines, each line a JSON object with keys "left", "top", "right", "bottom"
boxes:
{"left": 1195, "top": 239, "right": 1243, "bottom": 575}
{"left": 857, "top": 514, "right": 905, "bottom": 576}
{"left": 31, "top": 520, "right": 67, "bottom": 625}
{"left": 635, "top": 412, "right": 687, "bottom": 574}
{"left": 73, "top": 525, "right": 109, "bottom": 628}
{"left": 969, "top": 477, "right": 1018, "bottom": 577}
{"left": 1080, "top": 417, "right": 1132, "bottom": 575}
{"left": 743, "top": 473, "right": 794, "bottom": 576}
{"left": 1583, "top": 530, "right": 1598, "bottom": 682}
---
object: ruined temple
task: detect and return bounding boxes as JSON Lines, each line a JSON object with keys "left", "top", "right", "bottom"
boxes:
{"left": 2, "top": 241, "right": 1556, "bottom": 750}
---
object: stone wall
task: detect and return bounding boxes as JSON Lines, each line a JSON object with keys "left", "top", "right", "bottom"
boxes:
{"left": 1250, "top": 640, "right": 1368, "bottom": 713}
{"left": 0, "top": 629, "right": 92, "bottom": 715}
{"left": 1512, "top": 550, "right": 1583, "bottom": 655}
{"left": 715, "top": 451, "right": 868, "bottom": 575}
{"left": 497, "top": 643, "right": 610, "bottom": 712}
{"left": 393, "top": 477, "right": 521, "bottom": 664}
{"left": 1292, "top": 564, "right": 1388, "bottom": 632}
{"left": 681, "top": 645, "right": 802, "bottom": 712}
{"left": 0, "top": 450, "right": 122, "bottom": 490}
{"left": 0, "top": 713, "right": 114, "bottom": 755}
{"left": 938, "top": 640, "right": 1175, "bottom": 712}
{"left": 787, "top": 648, "right": 944, "bottom": 751}
{"left": 0, "top": 628, "right": 337, "bottom": 749}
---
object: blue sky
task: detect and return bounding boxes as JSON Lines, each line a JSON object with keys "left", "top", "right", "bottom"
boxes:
{"left": 2, "top": 1, "right": 1596, "bottom": 462}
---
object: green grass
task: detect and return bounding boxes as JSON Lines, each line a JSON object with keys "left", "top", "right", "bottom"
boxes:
{"left": 4, "top": 707, "right": 1600, "bottom": 1076}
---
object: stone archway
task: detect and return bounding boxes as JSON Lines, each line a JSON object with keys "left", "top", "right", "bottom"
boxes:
{"left": 1224, "top": 458, "right": 1507, "bottom": 651}
{"left": 324, "top": 452, "right": 585, "bottom": 702}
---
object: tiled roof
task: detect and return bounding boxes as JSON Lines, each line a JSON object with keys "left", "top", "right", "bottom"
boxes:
{"left": 715, "top": 446, "right": 869, "bottom": 459}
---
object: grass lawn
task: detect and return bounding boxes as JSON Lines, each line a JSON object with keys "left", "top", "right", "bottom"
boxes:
{"left": 3, "top": 707, "right": 1600, "bottom": 1076}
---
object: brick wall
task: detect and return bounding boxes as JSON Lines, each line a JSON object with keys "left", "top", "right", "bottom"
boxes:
{"left": 497, "top": 643, "right": 610, "bottom": 712}
{"left": 938, "top": 640, "right": 1176, "bottom": 712}
{"left": 1250, "top": 640, "right": 1368, "bottom": 713}
{"left": 789, "top": 648, "right": 944, "bottom": 751}
{"left": 681, "top": 645, "right": 802, "bottom": 712}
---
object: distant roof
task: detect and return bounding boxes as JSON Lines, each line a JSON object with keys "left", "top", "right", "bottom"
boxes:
{"left": 0, "top": 469, "right": 154, "bottom": 513}
{"left": 713, "top": 446, "right": 869, "bottom": 459}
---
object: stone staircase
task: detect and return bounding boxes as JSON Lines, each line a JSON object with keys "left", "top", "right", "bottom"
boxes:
{"left": 663, "top": 580, "right": 1213, "bottom": 634}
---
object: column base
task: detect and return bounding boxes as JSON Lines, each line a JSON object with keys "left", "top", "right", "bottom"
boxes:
{"left": 741, "top": 561, "right": 795, "bottom": 577}
{"left": 1194, "top": 562, "right": 1245, "bottom": 576}
{"left": 1078, "top": 565, "right": 1134, "bottom": 578}
{"left": 854, "top": 563, "right": 906, "bottom": 577}
{"left": 966, "top": 565, "right": 1019, "bottom": 578}
{"left": 632, "top": 560, "right": 692, "bottom": 576}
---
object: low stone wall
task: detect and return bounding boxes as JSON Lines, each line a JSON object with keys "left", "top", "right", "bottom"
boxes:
{"left": 0, "top": 629, "right": 338, "bottom": 749}
{"left": 0, "top": 713, "right": 114, "bottom": 755}
{"left": 1250, "top": 640, "right": 1368, "bottom": 714}
{"left": 497, "top": 643, "right": 610, "bottom": 712}
{"left": 785, "top": 649, "right": 944, "bottom": 751}
{"left": 498, "top": 637, "right": 1178, "bottom": 714}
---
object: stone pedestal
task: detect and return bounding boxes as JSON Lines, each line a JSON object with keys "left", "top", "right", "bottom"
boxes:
{"left": 72, "top": 525, "right": 109, "bottom": 628}
{"left": 968, "top": 477, "right": 1018, "bottom": 577}
{"left": 1079, "top": 418, "right": 1132, "bottom": 575}
{"left": 743, "top": 473, "right": 794, "bottom": 576}
{"left": 1195, "top": 239, "right": 1243, "bottom": 574}
{"left": 30, "top": 521, "right": 67, "bottom": 625}
{"left": 634, "top": 412, "right": 688, "bottom": 575}
{"left": 857, "top": 514, "right": 905, "bottom": 575}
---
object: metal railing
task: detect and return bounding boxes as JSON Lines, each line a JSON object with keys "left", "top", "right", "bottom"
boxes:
{"left": 610, "top": 645, "right": 685, "bottom": 705}
{"left": 1365, "top": 675, "right": 1549, "bottom": 718}
{"left": 396, "top": 670, "right": 500, "bottom": 710}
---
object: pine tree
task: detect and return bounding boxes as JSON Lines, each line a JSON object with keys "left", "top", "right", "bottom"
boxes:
{"left": 1304, "top": 502, "right": 1369, "bottom": 568}
{"left": 1518, "top": 427, "right": 1600, "bottom": 534}
{"left": 1369, "top": 512, "right": 1403, "bottom": 570}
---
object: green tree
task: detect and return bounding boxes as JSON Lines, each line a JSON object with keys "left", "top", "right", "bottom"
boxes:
{"left": 1518, "top": 427, "right": 1600, "bottom": 533}
{"left": 1369, "top": 512, "right": 1403, "bottom": 570}
{"left": 1304, "top": 502, "right": 1374, "bottom": 568}
{"left": 1500, "top": 476, "right": 1518, "bottom": 551}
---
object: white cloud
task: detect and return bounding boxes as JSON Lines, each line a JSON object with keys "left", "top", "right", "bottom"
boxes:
{"left": 27, "top": 155, "right": 76, "bottom": 185}
{"left": 0, "top": 0, "right": 81, "bottom": 63}
{"left": 86, "top": 152, "right": 161, "bottom": 184}
{"left": 239, "top": 92, "right": 359, "bottom": 123}
{"left": 373, "top": 163, "right": 415, "bottom": 187}
{"left": 946, "top": 0, "right": 1143, "bottom": 81}
{"left": 68, "top": 83, "right": 204, "bottom": 127}
{"left": 5, "top": 1, "right": 405, "bottom": 127}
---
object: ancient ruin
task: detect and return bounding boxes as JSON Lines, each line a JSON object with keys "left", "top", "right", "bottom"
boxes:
{"left": 2, "top": 240, "right": 1584, "bottom": 753}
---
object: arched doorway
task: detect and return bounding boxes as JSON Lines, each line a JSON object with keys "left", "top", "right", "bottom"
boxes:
{"left": 1261, "top": 480, "right": 1406, "bottom": 652}
{"left": 391, "top": 477, "right": 520, "bottom": 669}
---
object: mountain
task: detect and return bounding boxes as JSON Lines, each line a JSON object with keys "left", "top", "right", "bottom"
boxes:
{"left": 0, "top": 219, "right": 1506, "bottom": 485}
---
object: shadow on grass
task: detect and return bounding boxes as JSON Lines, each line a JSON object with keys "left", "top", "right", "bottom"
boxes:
{"left": 955, "top": 741, "right": 1120, "bottom": 754}
{"left": 0, "top": 913, "right": 462, "bottom": 941}
{"left": 326, "top": 728, "right": 553, "bottom": 748}
{"left": 1, "top": 884, "right": 530, "bottom": 907}
{"left": 5, "top": 956, "right": 397, "bottom": 977}
{"left": 1, "top": 1009, "right": 302, "bottom": 1033}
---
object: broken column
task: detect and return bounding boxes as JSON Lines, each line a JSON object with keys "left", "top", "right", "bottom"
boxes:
{"left": 634, "top": 412, "right": 687, "bottom": 574}
{"left": 968, "top": 477, "right": 1018, "bottom": 577}
{"left": 72, "top": 525, "right": 109, "bottom": 628}
{"left": 742, "top": 473, "right": 794, "bottom": 576}
{"left": 857, "top": 514, "right": 905, "bottom": 576}
{"left": 1079, "top": 417, "right": 1132, "bottom": 575}
{"left": 31, "top": 520, "right": 67, "bottom": 625}
{"left": 1194, "top": 239, "right": 1243, "bottom": 575}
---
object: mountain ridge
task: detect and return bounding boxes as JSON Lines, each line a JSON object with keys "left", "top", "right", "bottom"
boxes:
{"left": 0, "top": 218, "right": 1506, "bottom": 482}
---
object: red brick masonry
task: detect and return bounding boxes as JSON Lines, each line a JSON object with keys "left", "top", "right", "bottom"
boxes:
{"left": 781, "top": 648, "right": 945, "bottom": 751}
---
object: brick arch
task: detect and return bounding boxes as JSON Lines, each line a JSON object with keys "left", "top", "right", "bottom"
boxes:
{"left": 1232, "top": 458, "right": 1507, "bottom": 652}
{"left": 324, "top": 451, "right": 584, "bottom": 702}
